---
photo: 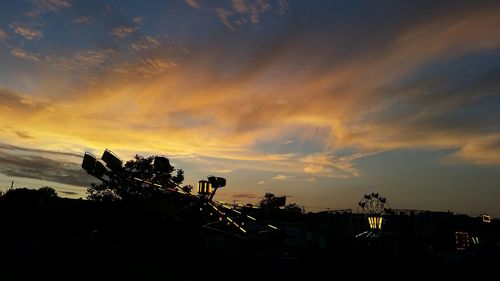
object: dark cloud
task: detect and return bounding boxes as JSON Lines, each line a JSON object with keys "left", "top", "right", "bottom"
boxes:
{"left": 59, "top": 190, "right": 79, "bottom": 195}
{"left": 0, "top": 143, "right": 93, "bottom": 187}
{"left": 0, "top": 143, "right": 82, "bottom": 158}
{"left": 0, "top": 89, "right": 49, "bottom": 112}
{"left": 0, "top": 149, "right": 94, "bottom": 187}
{"left": 229, "top": 192, "right": 260, "bottom": 199}
{"left": 15, "top": 131, "right": 34, "bottom": 139}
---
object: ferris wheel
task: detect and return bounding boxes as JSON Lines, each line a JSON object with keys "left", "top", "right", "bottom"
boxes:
{"left": 356, "top": 193, "right": 390, "bottom": 235}
{"left": 357, "top": 193, "right": 389, "bottom": 215}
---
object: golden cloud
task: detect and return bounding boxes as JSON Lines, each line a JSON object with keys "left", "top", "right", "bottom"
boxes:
{"left": 1, "top": 3, "right": 500, "bottom": 190}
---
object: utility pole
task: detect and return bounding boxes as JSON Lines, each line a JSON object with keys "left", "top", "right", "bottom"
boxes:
{"left": 10, "top": 180, "right": 14, "bottom": 190}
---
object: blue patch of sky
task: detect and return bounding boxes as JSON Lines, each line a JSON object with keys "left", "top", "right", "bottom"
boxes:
{"left": 351, "top": 149, "right": 500, "bottom": 215}
{"left": 361, "top": 50, "right": 500, "bottom": 125}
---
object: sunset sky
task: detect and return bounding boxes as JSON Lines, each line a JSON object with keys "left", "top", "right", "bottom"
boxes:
{"left": 1, "top": 0, "right": 500, "bottom": 216}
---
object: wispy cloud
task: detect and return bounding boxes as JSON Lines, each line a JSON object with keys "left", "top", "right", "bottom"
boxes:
{"left": 26, "top": 0, "right": 71, "bottom": 17}
{"left": 444, "top": 136, "right": 500, "bottom": 166}
{"left": 212, "top": 0, "right": 287, "bottom": 30}
{"left": 72, "top": 16, "right": 93, "bottom": 24}
{"left": 232, "top": 0, "right": 271, "bottom": 23}
{"left": 0, "top": 88, "right": 51, "bottom": 113}
{"left": 272, "top": 174, "right": 292, "bottom": 180}
{"left": 31, "top": 0, "right": 71, "bottom": 11}
{"left": 59, "top": 190, "right": 78, "bottom": 195}
{"left": 111, "top": 25, "right": 137, "bottom": 38}
{"left": 9, "top": 23, "right": 42, "bottom": 40}
{"left": 217, "top": 190, "right": 261, "bottom": 200}
{"left": 9, "top": 47, "right": 41, "bottom": 61}
{"left": 215, "top": 8, "right": 236, "bottom": 31}
{"left": 132, "top": 16, "right": 144, "bottom": 25}
{"left": 0, "top": 29, "right": 7, "bottom": 40}
{"left": 72, "top": 49, "right": 116, "bottom": 69}
{"left": 0, "top": 143, "right": 82, "bottom": 158}
{"left": 15, "top": 131, "right": 35, "bottom": 139}
{"left": 185, "top": 0, "right": 201, "bottom": 9}
{"left": 47, "top": 48, "right": 116, "bottom": 71}
{"left": 276, "top": 0, "right": 289, "bottom": 15}
{"left": 130, "top": 58, "right": 177, "bottom": 77}
{"left": 129, "top": 36, "right": 159, "bottom": 51}
{"left": 210, "top": 168, "right": 233, "bottom": 173}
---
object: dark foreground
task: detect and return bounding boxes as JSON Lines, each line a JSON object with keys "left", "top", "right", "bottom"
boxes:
{"left": 0, "top": 190, "right": 499, "bottom": 281}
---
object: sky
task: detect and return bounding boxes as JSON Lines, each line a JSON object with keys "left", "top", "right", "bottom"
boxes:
{"left": 0, "top": 0, "right": 500, "bottom": 216}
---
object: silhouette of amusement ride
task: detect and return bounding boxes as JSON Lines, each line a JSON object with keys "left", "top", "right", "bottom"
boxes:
{"left": 356, "top": 193, "right": 390, "bottom": 239}
{"left": 82, "top": 149, "right": 279, "bottom": 240}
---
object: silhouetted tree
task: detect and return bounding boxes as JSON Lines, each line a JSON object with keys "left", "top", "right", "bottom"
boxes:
{"left": 258, "top": 193, "right": 304, "bottom": 213}
{"left": 181, "top": 184, "right": 193, "bottom": 194}
{"left": 38, "top": 186, "right": 58, "bottom": 198}
{"left": 258, "top": 192, "right": 287, "bottom": 210}
{"left": 0, "top": 187, "right": 58, "bottom": 204}
{"left": 284, "top": 203, "right": 305, "bottom": 214}
{"left": 87, "top": 154, "right": 186, "bottom": 201}
{"left": 258, "top": 192, "right": 278, "bottom": 210}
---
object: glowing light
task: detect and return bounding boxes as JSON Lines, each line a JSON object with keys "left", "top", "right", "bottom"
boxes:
{"left": 355, "top": 231, "right": 368, "bottom": 238}
{"left": 198, "top": 180, "right": 211, "bottom": 195}
{"left": 455, "top": 231, "right": 469, "bottom": 250}
{"left": 267, "top": 224, "right": 278, "bottom": 230}
{"left": 483, "top": 214, "right": 491, "bottom": 223}
{"left": 471, "top": 237, "right": 479, "bottom": 244}
{"left": 368, "top": 216, "right": 382, "bottom": 229}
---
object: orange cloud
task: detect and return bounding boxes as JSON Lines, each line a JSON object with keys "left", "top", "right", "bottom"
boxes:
{"left": 1, "top": 3, "right": 500, "bottom": 191}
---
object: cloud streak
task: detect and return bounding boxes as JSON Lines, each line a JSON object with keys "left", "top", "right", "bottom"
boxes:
{"left": 31, "top": 0, "right": 71, "bottom": 11}
{"left": 111, "top": 25, "right": 137, "bottom": 38}
{"left": 0, "top": 29, "right": 7, "bottom": 40}
{"left": 10, "top": 47, "right": 41, "bottom": 61}
{"left": 0, "top": 144, "right": 93, "bottom": 187}
{"left": 9, "top": 23, "right": 42, "bottom": 40}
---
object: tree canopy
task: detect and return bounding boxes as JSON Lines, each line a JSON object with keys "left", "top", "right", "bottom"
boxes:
{"left": 87, "top": 154, "right": 186, "bottom": 202}
{"left": 258, "top": 192, "right": 304, "bottom": 213}
{"left": 1, "top": 186, "right": 58, "bottom": 200}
